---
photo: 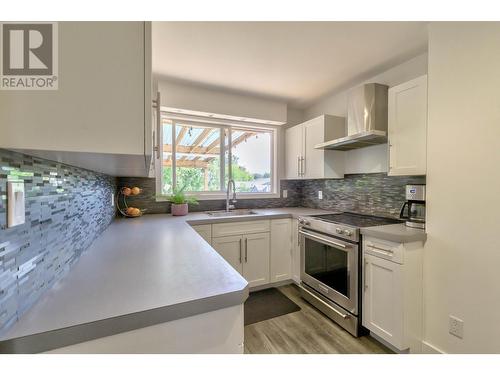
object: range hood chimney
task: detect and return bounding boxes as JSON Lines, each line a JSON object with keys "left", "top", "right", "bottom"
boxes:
{"left": 315, "top": 83, "right": 389, "bottom": 151}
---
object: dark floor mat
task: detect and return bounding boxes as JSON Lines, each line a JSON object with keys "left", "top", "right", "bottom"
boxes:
{"left": 244, "top": 288, "right": 301, "bottom": 326}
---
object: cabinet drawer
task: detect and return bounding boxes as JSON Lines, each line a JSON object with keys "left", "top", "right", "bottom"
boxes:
{"left": 363, "top": 236, "right": 404, "bottom": 264}
{"left": 212, "top": 220, "right": 270, "bottom": 238}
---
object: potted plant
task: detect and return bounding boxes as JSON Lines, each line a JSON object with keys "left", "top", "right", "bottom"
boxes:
{"left": 166, "top": 186, "right": 198, "bottom": 216}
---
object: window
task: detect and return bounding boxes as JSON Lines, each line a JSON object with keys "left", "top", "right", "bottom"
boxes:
{"left": 159, "top": 118, "right": 275, "bottom": 197}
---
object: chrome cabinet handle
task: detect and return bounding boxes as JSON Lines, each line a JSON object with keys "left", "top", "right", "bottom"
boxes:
{"left": 244, "top": 238, "right": 248, "bottom": 262}
{"left": 297, "top": 156, "right": 301, "bottom": 177}
{"left": 239, "top": 238, "right": 242, "bottom": 263}
{"left": 367, "top": 244, "right": 394, "bottom": 256}
{"left": 153, "top": 92, "right": 161, "bottom": 159}
{"left": 364, "top": 258, "right": 368, "bottom": 290}
{"left": 300, "top": 156, "right": 305, "bottom": 177}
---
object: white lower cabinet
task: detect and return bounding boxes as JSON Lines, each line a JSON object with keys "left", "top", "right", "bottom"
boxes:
{"left": 363, "top": 253, "right": 404, "bottom": 349}
{"left": 243, "top": 233, "right": 271, "bottom": 287}
{"left": 270, "top": 219, "right": 292, "bottom": 282}
{"left": 212, "top": 235, "right": 244, "bottom": 274}
{"left": 208, "top": 219, "right": 292, "bottom": 289}
{"left": 362, "top": 236, "right": 423, "bottom": 353}
{"left": 191, "top": 224, "right": 212, "bottom": 245}
{"left": 291, "top": 219, "right": 301, "bottom": 284}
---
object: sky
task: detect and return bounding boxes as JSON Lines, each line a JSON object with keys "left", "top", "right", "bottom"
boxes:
{"left": 232, "top": 132, "right": 271, "bottom": 175}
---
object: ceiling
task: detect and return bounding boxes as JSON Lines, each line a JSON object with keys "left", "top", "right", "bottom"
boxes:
{"left": 152, "top": 22, "right": 428, "bottom": 108}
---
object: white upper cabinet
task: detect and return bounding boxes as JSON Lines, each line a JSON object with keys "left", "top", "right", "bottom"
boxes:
{"left": 285, "top": 115, "right": 345, "bottom": 179}
{"left": 285, "top": 124, "right": 303, "bottom": 179}
{"left": 0, "top": 22, "right": 153, "bottom": 177}
{"left": 388, "top": 75, "right": 428, "bottom": 176}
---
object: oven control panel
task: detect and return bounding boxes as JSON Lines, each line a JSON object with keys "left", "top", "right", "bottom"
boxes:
{"left": 297, "top": 216, "right": 359, "bottom": 242}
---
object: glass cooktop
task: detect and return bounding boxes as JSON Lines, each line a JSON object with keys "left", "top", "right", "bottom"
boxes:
{"left": 312, "top": 212, "right": 402, "bottom": 228}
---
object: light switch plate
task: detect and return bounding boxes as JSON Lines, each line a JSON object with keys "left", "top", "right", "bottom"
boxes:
{"left": 7, "top": 180, "right": 25, "bottom": 227}
{"left": 318, "top": 191, "right": 323, "bottom": 200}
{"left": 282, "top": 189, "right": 288, "bottom": 198}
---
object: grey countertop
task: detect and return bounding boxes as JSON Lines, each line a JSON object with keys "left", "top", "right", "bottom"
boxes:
{"left": 0, "top": 207, "right": 333, "bottom": 353}
{"left": 360, "top": 223, "right": 427, "bottom": 243}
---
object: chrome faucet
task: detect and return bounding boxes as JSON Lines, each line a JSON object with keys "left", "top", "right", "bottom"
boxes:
{"left": 226, "top": 179, "right": 237, "bottom": 212}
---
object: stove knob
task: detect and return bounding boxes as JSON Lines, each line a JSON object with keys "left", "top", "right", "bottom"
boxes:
{"left": 343, "top": 229, "right": 352, "bottom": 237}
{"left": 336, "top": 227, "right": 343, "bottom": 234}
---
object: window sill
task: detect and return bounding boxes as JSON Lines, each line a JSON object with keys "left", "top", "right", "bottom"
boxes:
{"left": 155, "top": 192, "right": 282, "bottom": 202}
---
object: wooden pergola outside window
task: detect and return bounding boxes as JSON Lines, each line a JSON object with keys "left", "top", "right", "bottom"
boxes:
{"left": 161, "top": 120, "right": 272, "bottom": 194}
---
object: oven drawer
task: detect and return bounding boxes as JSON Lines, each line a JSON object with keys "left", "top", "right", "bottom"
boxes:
{"left": 363, "top": 236, "right": 404, "bottom": 264}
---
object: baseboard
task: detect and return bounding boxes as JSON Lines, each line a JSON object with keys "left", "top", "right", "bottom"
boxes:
{"left": 369, "top": 332, "right": 410, "bottom": 354}
{"left": 421, "top": 340, "right": 446, "bottom": 354}
{"left": 249, "top": 279, "right": 294, "bottom": 292}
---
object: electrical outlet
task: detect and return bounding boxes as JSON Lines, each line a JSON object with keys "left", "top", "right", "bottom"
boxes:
{"left": 282, "top": 189, "right": 288, "bottom": 198}
{"left": 318, "top": 191, "right": 323, "bottom": 200}
{"left": 449, "top": 315, "right": 464, "bottom": 338}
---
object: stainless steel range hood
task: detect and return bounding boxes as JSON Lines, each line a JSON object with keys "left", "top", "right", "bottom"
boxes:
{"left": 315, "top": 83, "right": 389, "bottom": 151}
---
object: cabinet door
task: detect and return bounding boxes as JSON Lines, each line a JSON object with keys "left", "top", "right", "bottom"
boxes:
{"left": 270, "top": 219, "right": 292, "bottom": 282}
{"left": 0, "top": 22, "right": 146, "bottom": 157}
{"left": 303, "top": 118, "right": 325, "bottom": 178}
{"left": 243, "top": 232, "right": 270, "bottom": 288}
{"left": 363, "top": 254, "right": 405, "bottom": 350}
{"left": 285, "top": 125, "right": 303, "bottom": 179}
{"left": 212, "top": 235, "right": 243, "bottom": 275}
{"left": 191, "top": 224, "right": 212, "bottom": 245}
{"left": 291, "top": 219, "right": 301, "bottom": 283}
{"left": 388, "top": 75, "right": 428, "bottom": 176}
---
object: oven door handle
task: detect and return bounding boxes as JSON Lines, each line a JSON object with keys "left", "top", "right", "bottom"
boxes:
{"left": 299, "top": 230, "right": 349, "bottom": 249}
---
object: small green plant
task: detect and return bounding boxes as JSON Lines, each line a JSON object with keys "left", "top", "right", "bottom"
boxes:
{"left": 166, "top": 185, "right": 199, "bottom": 205}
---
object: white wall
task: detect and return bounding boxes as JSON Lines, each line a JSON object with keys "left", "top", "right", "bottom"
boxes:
{"left": 303, "top": 53, "right": 428, "bottom": 174}
{"left": 423, "top": 22, "right": 500, "bottom": 353}
{"left": 155, "top": 77, "right": 291, "bottom": 191}
{"left": 157, "top": 78, "right": 287, "bottom": 124}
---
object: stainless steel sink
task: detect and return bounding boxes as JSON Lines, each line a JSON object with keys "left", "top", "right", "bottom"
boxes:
{"left": 205, "top": 209, "right": 258, "bottom": 217}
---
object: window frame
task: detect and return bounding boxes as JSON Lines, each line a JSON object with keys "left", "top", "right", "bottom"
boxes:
{"left": 155, "top": 116, "right": 279, "bottom": 201}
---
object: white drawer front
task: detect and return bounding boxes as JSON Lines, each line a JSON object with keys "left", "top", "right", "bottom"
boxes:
{"left": 363, "top": 236, "right": 404, "bottom": 264}
{"left": 212, "top": 220, "right": 270, "bottom": 238}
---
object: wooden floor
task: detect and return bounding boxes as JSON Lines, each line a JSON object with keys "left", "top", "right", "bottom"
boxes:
{"left": 244, "top": 284, "right": 393, "bottom": 354}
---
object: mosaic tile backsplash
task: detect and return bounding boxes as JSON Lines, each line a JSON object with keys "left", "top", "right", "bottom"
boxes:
{"left": 116, "top": 177, "right": 303, "bottom": 214}
{"left": 0, "top": 149, "right": 116, "bottom": 333}
{"left": 119, "top": 173, "right": 425, "bottom": 219}
{"left": 300, "top": 173, "right": 426, "bottom": 218}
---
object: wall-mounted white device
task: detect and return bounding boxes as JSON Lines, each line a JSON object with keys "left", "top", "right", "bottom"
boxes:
{"left": 318, "top": 191, "right": 323, "bottom": 200}
{"left": 7, "top": 180, "right": 25, "bottom": 227}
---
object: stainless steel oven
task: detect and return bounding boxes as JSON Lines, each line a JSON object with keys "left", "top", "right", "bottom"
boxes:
{"left": 297, "top": 213, "right": 402, "bottom": 336}
{"left": 299, "top": 227, "right": 359, "bottom": 335}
